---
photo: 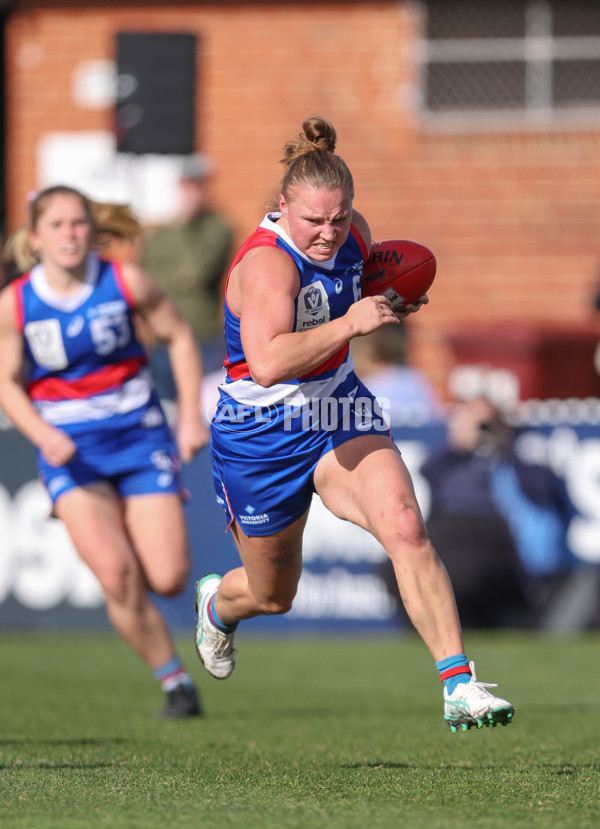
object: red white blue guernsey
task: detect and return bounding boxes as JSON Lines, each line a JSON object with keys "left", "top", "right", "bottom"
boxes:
{"left": 221, "top": 212, "right": 366, "bottom": 405}
{"left": 13, "top": 255, "right": 180, "bottom": 502}
{"left": 211, "top": 213, "right": 388, "bottom": 536}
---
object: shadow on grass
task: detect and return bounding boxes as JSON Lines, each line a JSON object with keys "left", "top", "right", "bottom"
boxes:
{"left": 0, "top": 737, "right": 126, "bottom": 746}
{"left": 0, "top": 760, "right": 119, "bottom": 770}
{"left": 341, "top": 761, "right": 412, "bottom": 769}
{"left": 341, "top": 761, "right": 600, "bottom": 772}
{"left": 265, "top": 701, "right": 599, "bottom": 715}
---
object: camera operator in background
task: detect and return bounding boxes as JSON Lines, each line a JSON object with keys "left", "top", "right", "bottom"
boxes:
{"left": 418, "top": 396, "right": 572, "bottom": 628}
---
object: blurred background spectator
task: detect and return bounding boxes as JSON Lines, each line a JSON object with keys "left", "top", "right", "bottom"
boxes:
{"left": 351, "top": 322, "right": 445, "bottom": 425}
{"left": 142, "top": 154, "right": 234, "bottom": 397}
{"left": 418, "top": 396, "right": 574, "bottom": 628}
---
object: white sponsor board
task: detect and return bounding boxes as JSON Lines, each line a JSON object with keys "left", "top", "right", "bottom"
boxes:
{"left": 1, "top": 414, "right": 599, "bottom": 628}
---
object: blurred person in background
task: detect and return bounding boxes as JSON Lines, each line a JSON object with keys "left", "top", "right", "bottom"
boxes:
{"left": 143, "top": 154, "right": 234, "bottom": 397}
{"left": 418, "top": 396, "right": 572, "bottom": 628}
{"left": 350, "top": 322, "right": 444, "bottom": 425}
{"left": 0, "top": 185, "right": 209, "bottom": 719}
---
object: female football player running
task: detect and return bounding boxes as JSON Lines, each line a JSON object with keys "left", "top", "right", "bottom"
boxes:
{"left": 194, "top": 115, "right": 514, "bottom": 732}
{"left": 0, "top": 186, "right": 208, "bottom": 718}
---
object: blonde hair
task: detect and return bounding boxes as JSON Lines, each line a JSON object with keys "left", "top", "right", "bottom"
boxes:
{"left": 3, "top": 228, "right": 34, "bottom": 274}
{"left": 90, "top": 201, "right": 141, "bottom": 253}
{"left": 280, "top": 115, "right": 354, "bottom": 201}
{"left": 5, "top": 185, "right": 92, "bottom": 273}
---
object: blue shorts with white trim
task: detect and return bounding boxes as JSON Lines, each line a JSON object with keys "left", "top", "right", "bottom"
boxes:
{"left": 38, "top": 416, "right": 181, "bottom": 504}
{"left": 210, "top": 373, "right": 389, "bottom": 537}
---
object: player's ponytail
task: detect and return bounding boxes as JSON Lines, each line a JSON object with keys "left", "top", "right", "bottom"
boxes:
{"left": 3, "top": 227, "right": 35, "bottom": 274}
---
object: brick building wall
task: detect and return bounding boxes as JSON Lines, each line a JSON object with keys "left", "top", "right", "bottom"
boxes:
{"left": 4, "top": 1, "right": 600, "bottom": 399}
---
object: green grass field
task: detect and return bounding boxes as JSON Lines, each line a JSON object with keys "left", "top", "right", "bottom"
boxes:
{"left": 0, "top": 630, "right": 598, "bottom": 829}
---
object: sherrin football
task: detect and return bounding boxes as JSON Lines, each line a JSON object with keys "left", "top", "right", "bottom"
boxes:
{"left": 361, "top": 240, "right": 436, "bottom": 311}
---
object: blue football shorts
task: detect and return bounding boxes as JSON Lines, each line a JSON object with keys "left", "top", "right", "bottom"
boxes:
{"left": 210, "top": 374, "right": 390, "bottom": 537}
{"left": 38, "top": 417, "right": 182, "bottom": 504}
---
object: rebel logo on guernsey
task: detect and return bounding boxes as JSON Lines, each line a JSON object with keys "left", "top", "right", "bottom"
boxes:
{"left": 296, "top": 281, "right": 331, "bottom": 331}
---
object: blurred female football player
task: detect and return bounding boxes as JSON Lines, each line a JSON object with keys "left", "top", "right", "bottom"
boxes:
{"left": 0, "top": 186, "right": 209, "bottom": 718}
{"left": 194, "top": 115, "right": 514, "bottom": 732}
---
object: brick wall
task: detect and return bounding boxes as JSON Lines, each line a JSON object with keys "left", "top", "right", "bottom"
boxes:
{"left": 5, "top": 1, "right": 600, "bottom": 398}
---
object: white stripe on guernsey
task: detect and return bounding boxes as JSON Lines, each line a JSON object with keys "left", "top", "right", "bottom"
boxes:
{"left": 34, "top": 369, "right": 152, "bottom": 425}
{"left": 221, "top": 357, "right": 354, "bottom": 408}
{"left": 260, "top": 212, "right": 341, "bottom": 272}
{"left": 30, "top": 255, "right": 100, "bottom": 312}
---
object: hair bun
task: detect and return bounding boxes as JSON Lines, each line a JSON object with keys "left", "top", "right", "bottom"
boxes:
{"left": 281, "top": 114, "right": 337, "bottom": 164}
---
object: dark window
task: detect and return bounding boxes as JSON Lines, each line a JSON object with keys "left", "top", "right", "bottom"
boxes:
{"left": 426, "top": 0, "right": 525, "bottom": 40}
{"left": 427, "top": 62, "right": 526, "bottom": 111}
{"left": 553, "top": 59, "right": 600, "bottom": 107}
{"left": 552, "top": 1, "right": 600, "bottom": 37}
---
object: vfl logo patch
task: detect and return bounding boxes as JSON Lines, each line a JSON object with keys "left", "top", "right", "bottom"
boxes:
{"left": 296, "top": 281, "right": 331, "bottom": 331}
{"left": 24, "top": 318, "right": 68, "bottom": 370}
{"left": 304, "top": 286, "right": 323, "bottom": 316}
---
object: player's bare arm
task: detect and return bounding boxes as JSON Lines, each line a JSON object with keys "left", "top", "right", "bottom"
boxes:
{"left": 0, "top": 286, "right": 76, "bottom": 465}
{"left": 236, "top": 246, "right": 397, "bottom": 387}
{"left": 120, "top": 263, "right": 208, "bottom": 460}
